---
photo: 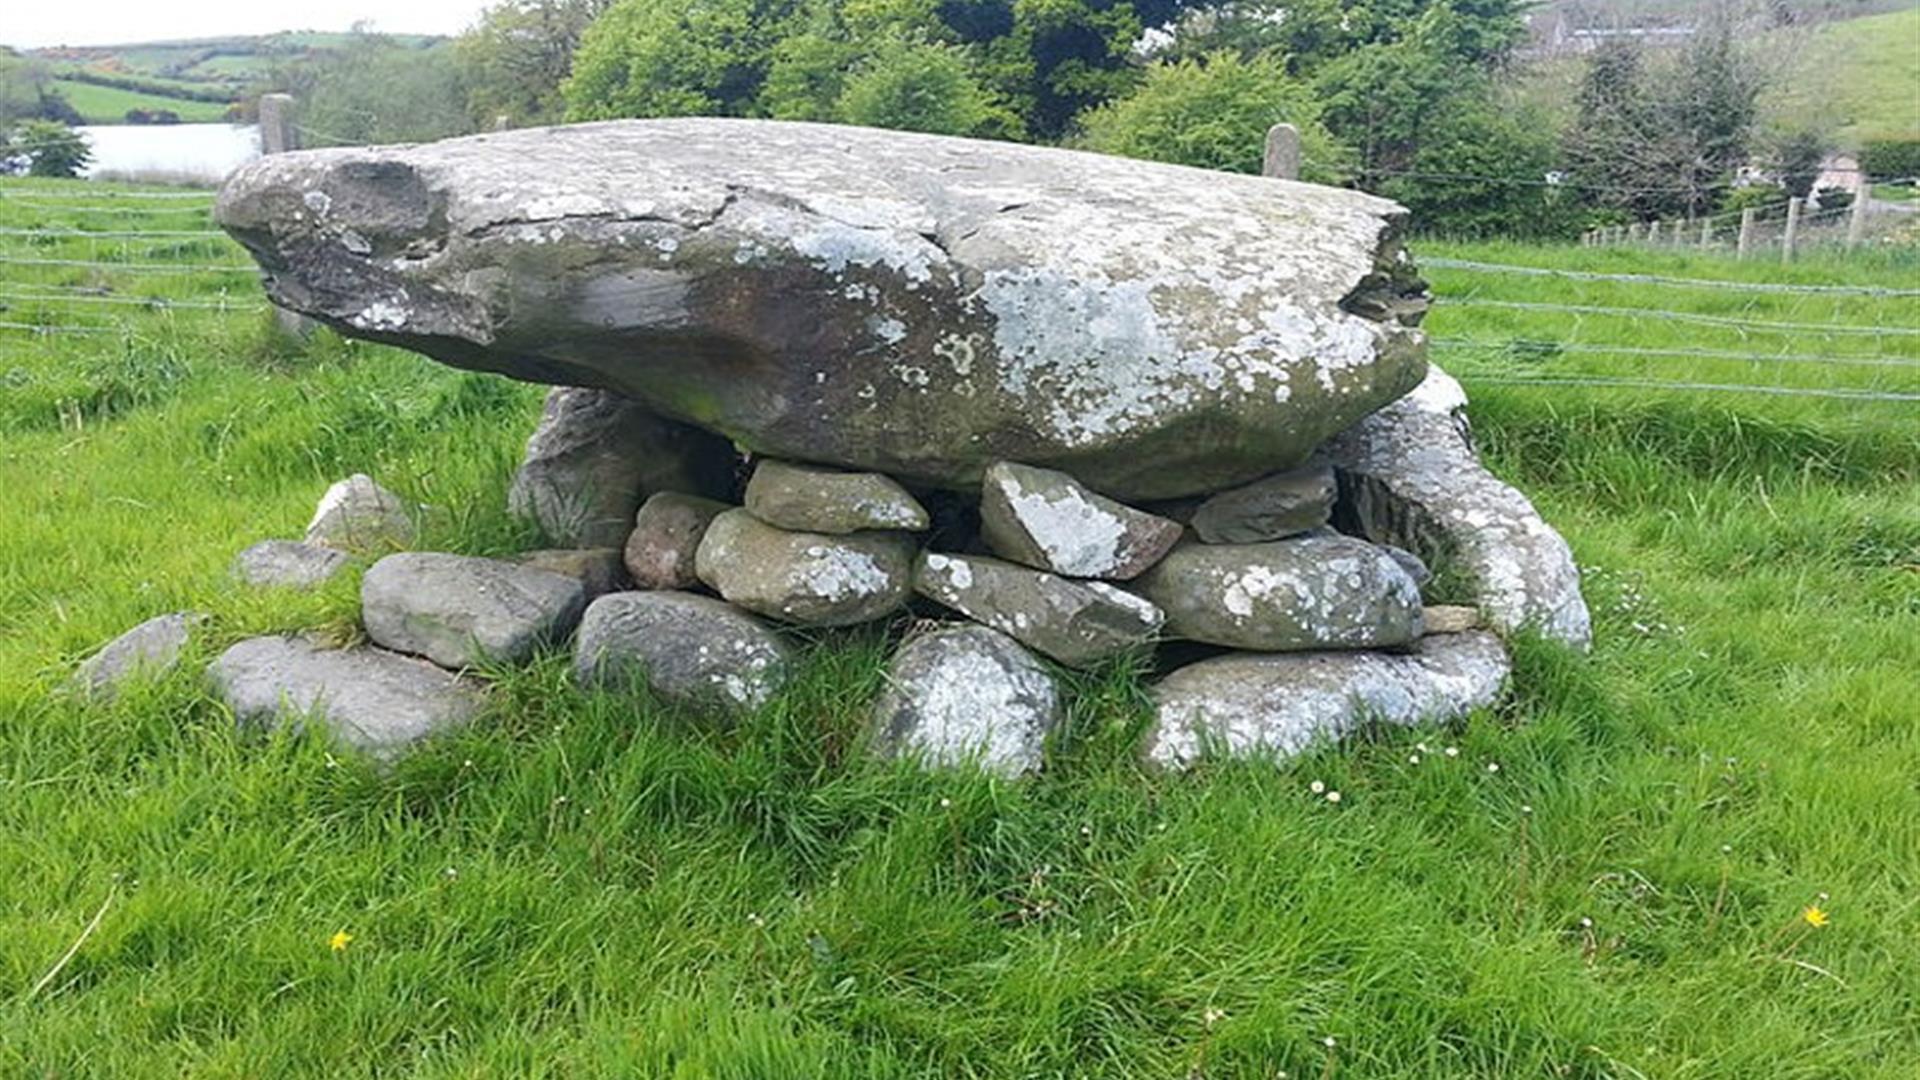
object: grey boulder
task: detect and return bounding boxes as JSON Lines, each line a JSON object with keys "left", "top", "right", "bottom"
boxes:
{"left": 574, "top": 590, "right": 790, "bottom": 714}
{"left": 624, "top": 491, "right": 731, "bottom": 590}
{"left": 1189, "top": 463, "right": 1336, "bottom": 544}
{"left": 1325, "top": 366, "right": 1591, "bottom": 648}
{"left": 209, "top": 635, "right": 485, "bottom": 758}
{"left": 744, "top": 459, "right": 929, "bottom": 534}
{"left": 1132, "top": 533, "right": 1424, "bottom": 651}
{"left": 980, "top": 462, "right": 1182, "bottom": 580}
{"left": 70, "top": 612, "right": 203, "bottom": 701}
{"left": 694, "top": 509, "right": 913, "bottom": 627}
{"left": 232, "top": 539, "right": 350, "bottom": 589}
{"left": 508, "top": 387, "right": 736, "bottom": 548}
{"left": 914, "top": 552, "right": 1162, "bottom": 668}
{"left": 305, "top": 473, "right": 415, "bottom": 552}
{"left": 214, "top": 118, "right": 1427, "bottom": 500}
{"left": 361, "top": 552, "right": 586, "bottom": 669}
{"left": 1146, "top": 631, "right": 1511, "bottom": 769}
{"left": 871, "top": 625, "right": 1062, "bottom": 777}
{"left": 510, "top": 547, "right": 631, "bottom": 601}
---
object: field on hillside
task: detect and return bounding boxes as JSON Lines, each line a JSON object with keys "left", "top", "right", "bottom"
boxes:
{"left": 50, "top": 79, "right": 234, "bottom": 124}
{"left": 1, "top": 177, "right": 1916, "bottom": 1077}
{"left": 1764, "top": 5, "right": 1920, "bottom": 144}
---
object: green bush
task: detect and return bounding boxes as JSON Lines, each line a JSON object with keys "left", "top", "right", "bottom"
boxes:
{"left": 1375, "top": 95, "right": 1578, "bottom": 239}
{"left": 835, "top": 40, "right": 1011, "bottom": 138}
{"left": 1076, "top": 51, "right": 1350, "bottom": 183}
{"left": 1859, "top": 137, "right": 1920, "bottom": 181}
{"left": 8, "top": 119, "right": 91, "bottom": 177}
{"left": 1718, "top": 183, "right": 1790, "bottom": 221}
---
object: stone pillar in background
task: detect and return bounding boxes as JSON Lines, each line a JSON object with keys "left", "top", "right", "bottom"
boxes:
{"left": 257, "top": 93, "right": 314, "bottom": 339}
{"left": 1262, "top": 123, "right": 1301, "bottom": 181}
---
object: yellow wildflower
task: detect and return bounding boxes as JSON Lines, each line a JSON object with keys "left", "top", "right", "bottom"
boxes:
{"left": 1801, "top": 905, "right": 1829, "bottom": 929}
{"left": 329, "top": 929, "right": 354, "bottom": 952}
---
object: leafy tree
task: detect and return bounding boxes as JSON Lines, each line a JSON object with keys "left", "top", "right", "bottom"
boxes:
{"left": 266, "top": 31, "right": 473, "bottom": 145}
{"left": 1772, "top": 129, "right": 1828, "bottom": 198}
{"left": 1311, "top": 10, "right": 1463, "bottom": 177}
{"left": 1374, "top": 93, "right": 1574, "bottom": 238}
{"left": 837, "top": 40, "right": 1009, "bottom": 136}
{"left": 1667, "top": 19, "right": 1759, "bottom": 211}
{"left": 458, "top": 0, "right": 613, "bottom": 126}
{"left": 564, "top": 0, "right": 814, "bottom": 120}
{"left": 1077, "top": 51, "right": 1350, "bottom": 182}
{"left": 9, "top": 120, "right": 92, "bottom": 178}
{"left": 0, "top": 49, "right": 82, "bottom": 127}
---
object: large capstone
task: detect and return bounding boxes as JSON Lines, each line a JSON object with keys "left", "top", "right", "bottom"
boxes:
{"left": 694, "top": 509, "right": 913, "bottom": 627}
{"left": 574, "top": 590, "right": 790, "bottom": 715}
{"left": 870, "top": 625, "right": 1062, "bottom": 777}
{"left": 215, "top": 118, "right": 1427, "bottom": 500}
{"left": 1146, "top": 630, "right": 1511, "bottom": 769}
{"left": 1131, "top": 533, "right": 1424, "bottom": 651}
{"left": 209, "top": 636, "right": 486, "bottom": 758}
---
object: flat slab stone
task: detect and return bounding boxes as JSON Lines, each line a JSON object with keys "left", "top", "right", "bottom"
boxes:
{"left": 744, "top": 459, "right": 929, "bottom": 534}
{"left": 70, "top": 612, "right": 203, "bottom": 701}
{"left": 1131, "top": 533, "right": 1424, "bottom": 651}
{"left": 625, "top": 492, "right": 732, "bottom": 590}
{"left": 694, "top": 509, "right": 913, "bottom": 627}
{"left": 1324, "top": 367, "right": 1591, "bottom": 648}
{"left": 980, "top": 462, "right": 1182, "bottom": 580}
{"left": 510, "top": 547, "right": 631, "bottom": 601}
{"left": 914, "top": 551, "right": 1162, "bottom": 668}
{"left": 209, "top": 635, "right": 485, "bottom": 758}
{"left": 1146, "top": 630, "right": 1511, "bottom": 769}
{"left": 361, "top": 552, "right": 586, "bottom": 669}
{"left": 508, "top": 387, "right": 736, "bottom": 548}
{"left": 870, "top": 625, "right": 1062, "bottom": 777}
{"left": 1189, "top": 463, "right": 1336, "bottom": 544}
{"left": 306, "top": 473, "right": 414, "bottom": 552}
{"left": 574, "top": 590, "right": 790, "bottom": 714}
{"left": 233, "top": 539, "right": 351, "bottom": 589}
{"left": 215, "top": 118, "right": 1427, "bottom": 500}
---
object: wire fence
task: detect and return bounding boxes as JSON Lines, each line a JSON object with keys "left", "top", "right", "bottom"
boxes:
{"left": 0, "top": 179, "right": 1915, "bottom": 409}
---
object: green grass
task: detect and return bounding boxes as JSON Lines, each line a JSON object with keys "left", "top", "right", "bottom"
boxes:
{"left": 1764, "top": 5, "right": 1920, "bottom": 146}
{"left": 51, "top": 79, "right": 234, "bottom": 125}
{"left": 1, "top": 176, "right": 1917, "bottom": 1077}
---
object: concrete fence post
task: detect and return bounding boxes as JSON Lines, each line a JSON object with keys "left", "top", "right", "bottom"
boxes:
{"left": 1647, "top": 220, "right": 1661, "bottom": 244}
{"left": 1699, "top": 219, "right": 1713, "bottom": 247}
{"left": 1781, "top": 197, "right": 1802, "bottom": 264}
{"left": 258, "top": 93, "right": 298, "bottom": 155}
{"left": 1628, "top": 222, "right": 1644, "bottom": 242}
{"left": 1262, "top": 123, "right": 1301, "bottom": 181}
{"left": 1846, "top": 189, "right": 1870, "bottom": 249}
{"left": 257, "top": 94, "right": 313, "bottom": 338}
{"left": 1736, "top": 208, "right": 1756, "bottom": 259}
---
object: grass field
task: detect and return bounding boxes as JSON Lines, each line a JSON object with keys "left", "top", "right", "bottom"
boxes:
{"left": 1764, "top": 4, "right": 1920, "bottom": 145}
{"left": 1, "top": 176, "right": 1917, "bottom": 1077}
{"left": 50, "top": 79, "right": 235, "bottom": 125}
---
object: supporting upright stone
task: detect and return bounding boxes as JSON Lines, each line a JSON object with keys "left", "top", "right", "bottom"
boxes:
{"left": 1262, "top": 123, "right": 1301, "bottom": 181}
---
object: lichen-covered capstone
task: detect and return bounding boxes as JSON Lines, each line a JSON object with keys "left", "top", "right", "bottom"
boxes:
{"left": 1146, "top": 630, "right": 1510, "bottom": 769}
{"left": 216, "top": 118, "right": 1427, "bottom": 500}
{"left": 209, "top": 636, "right": 486, "bottom": 759}
{"left": 695, "top": 509, "right": 914, "bottom": 627}
{"left": 361, "top": 552, "right": 586, "bottom": 669}
{"left": 1131, "top": 534, "right": 1424, "bottom": 651}
{"left": 870, "top": 625, "right": 1062, "bottom": 777}
{"left": 744, "top": 459, "right": 929, "bottom": 534}
{"left": 980, "top": 462, "right": 1183, "bottom": 580}
{"left": 508, "top": 387, "right": 736, "bottom": 548}
{"left": 1324, "top": 367, "right": 1591, "bottom": 648}
{"left": 914, "top": 552, "right": 1163, "bottom": 668}
{"left": 574, "top": 590, "right": 790, "bottom": 715}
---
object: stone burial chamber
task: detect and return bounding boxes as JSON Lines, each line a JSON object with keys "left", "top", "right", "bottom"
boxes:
{"left": 70, "top": 117, "right": 1594, "bottom": 774}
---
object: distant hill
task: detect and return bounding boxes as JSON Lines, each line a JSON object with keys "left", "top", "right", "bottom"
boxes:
{"left": 26, "top": 30, "right": 446, "bottom": 124}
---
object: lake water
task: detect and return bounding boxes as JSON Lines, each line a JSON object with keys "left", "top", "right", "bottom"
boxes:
{"left": 77, "top": 124, "right": 262, "bottom": 186}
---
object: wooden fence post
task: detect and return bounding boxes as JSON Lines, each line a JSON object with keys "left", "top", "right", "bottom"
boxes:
{"left": 1846, "top": 189, "right": 1870, "bottom": 249}
{"left": 1781, "top": 197, "right": 1802, "bottom": 264}
{"left": 1699, "top": 219, "right": 1714, "bottom": 247}
{"left": 1736, "top": 208, "right": 1756, "bottom": 259}
{"left": 1262, "top": 123, "right": 1301, "bottom": 180}
{"left": 1628, "top": 222, "right": 1644, "bottom": 242}
{"left": 1647, "top": 220, "right": 1661, "bottom": 244}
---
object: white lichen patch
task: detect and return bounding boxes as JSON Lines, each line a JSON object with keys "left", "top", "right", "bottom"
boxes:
{"left": 1003, "top": 481, "right": 1128, "bottom": 577}
{"left": 799, "top": 544, "right": 892, "bottom": 602}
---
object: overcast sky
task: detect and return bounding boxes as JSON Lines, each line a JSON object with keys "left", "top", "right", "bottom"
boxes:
{"left": 5, "top": 1, "right": 494, "bottom": 49}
